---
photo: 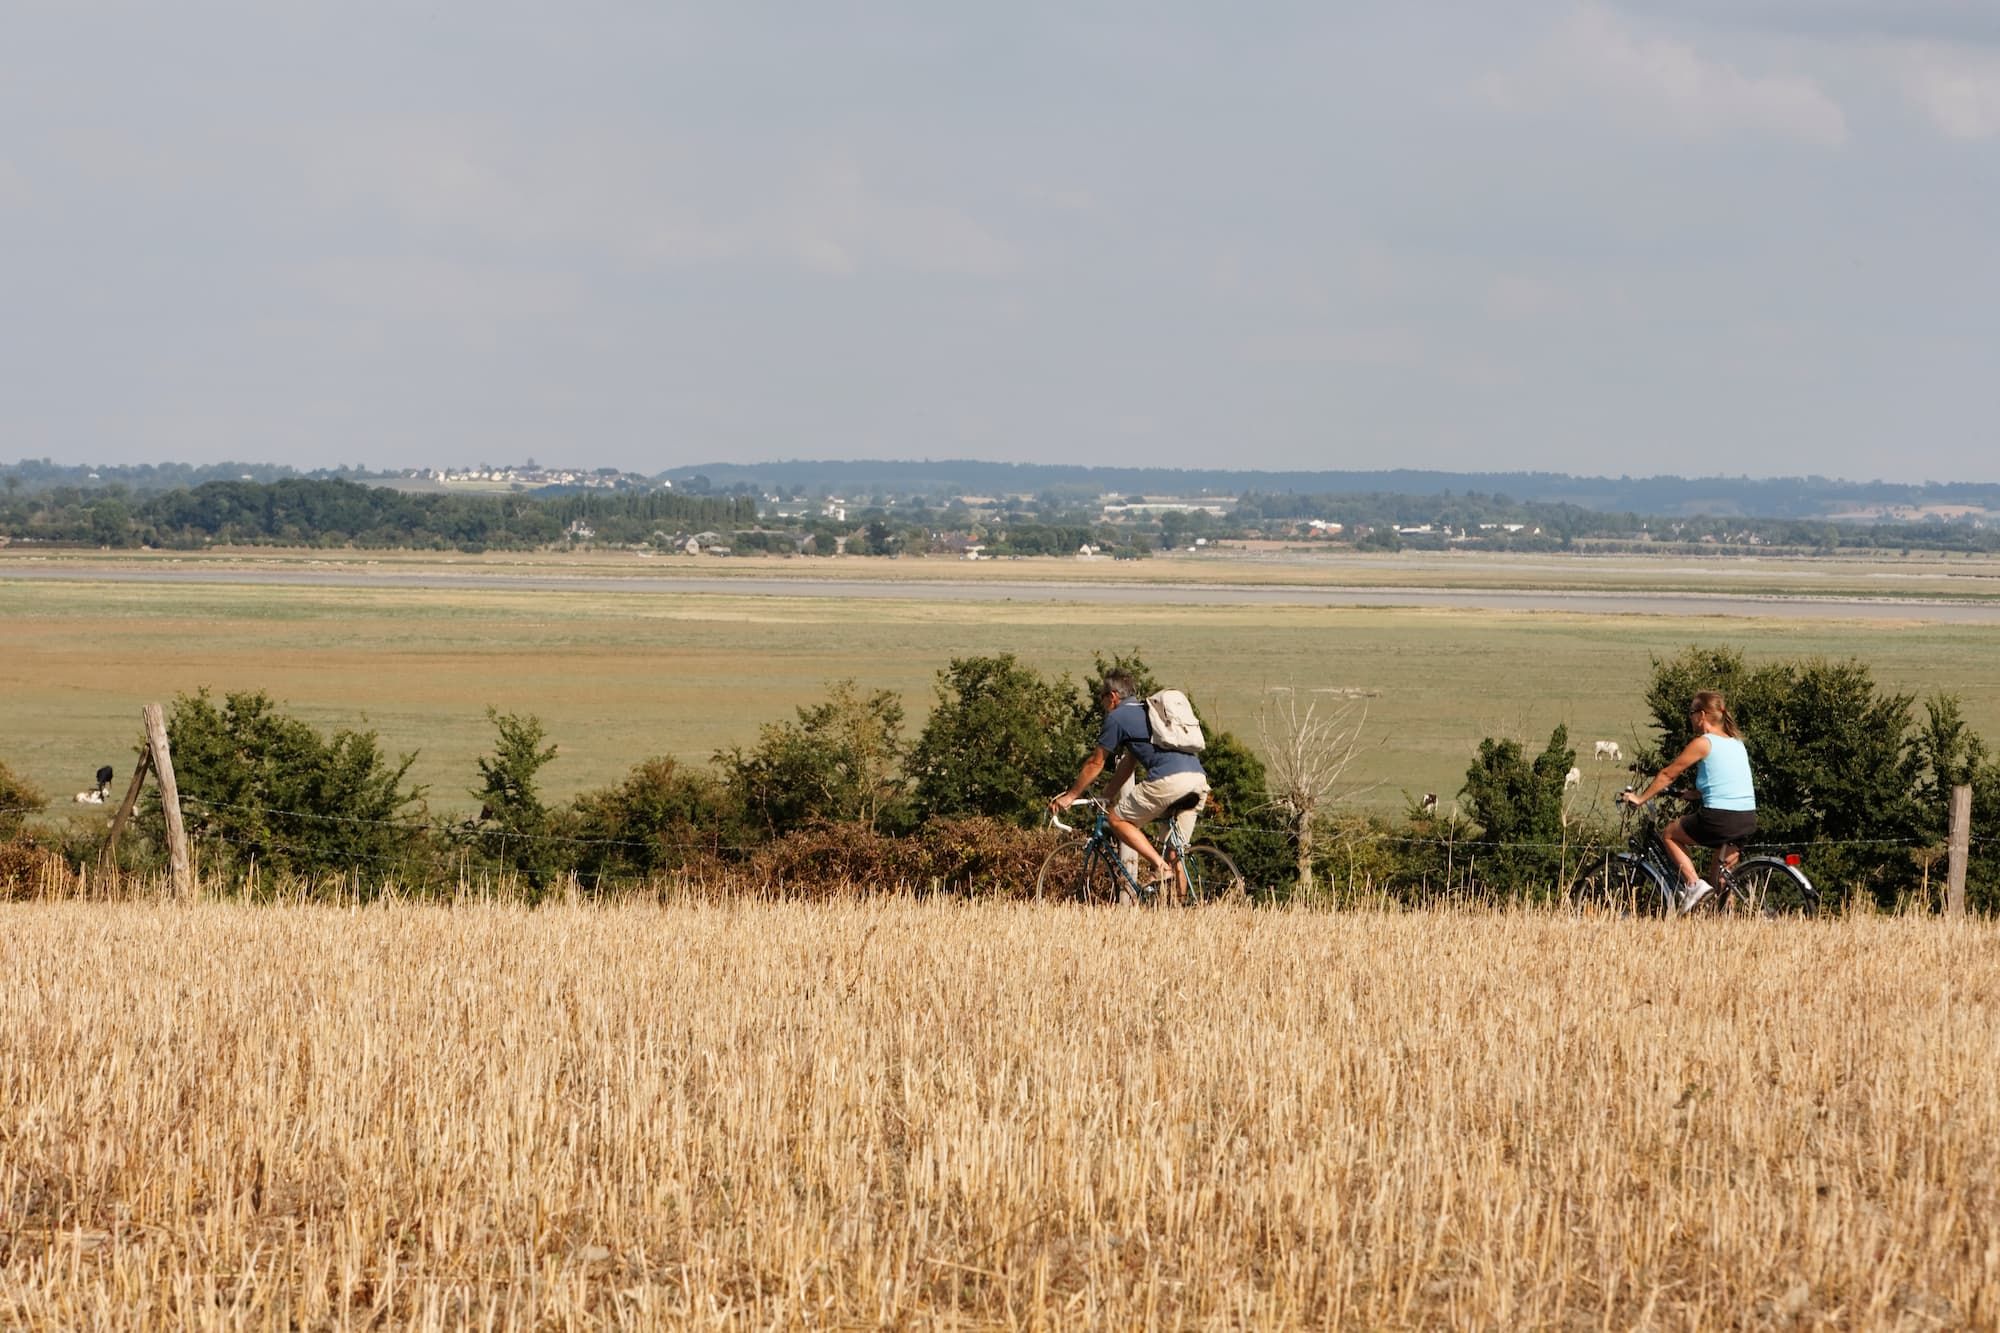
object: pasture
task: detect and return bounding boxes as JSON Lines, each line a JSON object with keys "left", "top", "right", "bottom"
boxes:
{"left": 8, "top": 551, "right": 2000, "bottom": 818}
{"left": 3, "top": 548, "right": 2000, "bottom": 816}
{"left": 3, "top": 898, "right": 1995, "bottom": 1328}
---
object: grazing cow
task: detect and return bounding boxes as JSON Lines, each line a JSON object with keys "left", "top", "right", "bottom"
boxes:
{"left": 1419, "top": 792, "right": 1438, "bottom": 814}
{"left": 1564, "top": 766, "right": 1582, "bottom": 790}
{"left": 75, "top": 765, "right": 114, "bottom": 805}
{"left": 1593, "top": 740, "right": 1622, "bottom": 763}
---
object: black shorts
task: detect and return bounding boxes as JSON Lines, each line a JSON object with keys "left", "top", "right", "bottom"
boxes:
{"left": 1685, "top": 806, "right": 1756, "bottom": 848}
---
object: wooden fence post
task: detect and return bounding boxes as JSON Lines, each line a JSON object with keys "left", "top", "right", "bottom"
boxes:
{"left": 99, "top": 745, "right": 154, "bottom": 873}
{"left": 142, "top": 704, "right": 192, "bottom": 898}
{"left": 1945, "top": 783, "right": 1972, "bottom": 918}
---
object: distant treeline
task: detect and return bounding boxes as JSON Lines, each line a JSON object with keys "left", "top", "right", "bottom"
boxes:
{"left": 6, "top": 475, "right": 2000, "bottom": 555}
{"left": 667, "top": 458, "right": 2000, "bottom": 522}
{"left": 0, "top": 479, "right": 754, "bottom": 551}
{"left": 12, "top": 455, "right": 2000, "bottom": 522}
{"left": 1235, "top": 491, "right": 2000, "bottom": 554}
{"left": 3, "top": 458, "right": 309, "bottom": 494}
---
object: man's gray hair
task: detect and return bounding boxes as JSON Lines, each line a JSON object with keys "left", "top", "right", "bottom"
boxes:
{"left": 1102, "top": 669, "right": 1140, "bottom": 700}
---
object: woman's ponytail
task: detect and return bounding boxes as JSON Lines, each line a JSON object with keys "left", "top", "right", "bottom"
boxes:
{"left": 1689, "top": 689, "right": 1740, "bottom": 739}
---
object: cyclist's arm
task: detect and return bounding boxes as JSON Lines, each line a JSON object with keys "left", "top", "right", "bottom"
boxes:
{"left": 1051, "top": 747, "right": 1111, "bottom": 811}
{"left": 1622, "top": 735, "right": 1712, "bottom": 806}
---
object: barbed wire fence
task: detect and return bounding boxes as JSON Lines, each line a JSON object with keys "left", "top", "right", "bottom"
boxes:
{"left": 5, "top": 795, "right": 1989, "bottom": 900}
{"left": 2, "top": 704, "right": 1990, "bottom": 906}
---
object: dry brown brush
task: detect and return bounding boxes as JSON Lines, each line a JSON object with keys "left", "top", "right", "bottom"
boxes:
{"left": 2, "top": 901, "right": 1997, "bottom": 1328}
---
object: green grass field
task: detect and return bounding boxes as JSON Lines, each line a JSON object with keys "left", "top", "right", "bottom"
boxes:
{"left": 7, "top": 553, "right": 2000, "bottom": 820}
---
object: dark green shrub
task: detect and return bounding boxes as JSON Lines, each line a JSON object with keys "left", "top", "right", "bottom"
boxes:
{"left": 1459, "top": 725, "right": 1576, "bottom": 899}
{"left": 907, "top": 655, "right": 1092, "bottom": 824}
{"left": 467, "top": 709, "right": 565, "bottom": 891}
{"left": 567, "top": 756, "right": 746, "bottom": 888}
{"left": 151, "top": 689, "right": 427, "bottom": 887}
{"left": 721, "top": 680, "right": 909, "bottom": 837}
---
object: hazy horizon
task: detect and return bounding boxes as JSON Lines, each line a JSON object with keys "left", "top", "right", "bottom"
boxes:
{"left": 14, "top": 452, "right": 2000, "bottom": 494}
{"left": 4, "top": 4, "right": 1995, "bottom": 482}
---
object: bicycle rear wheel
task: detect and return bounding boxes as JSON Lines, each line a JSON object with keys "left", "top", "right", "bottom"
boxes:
{"left": 1171, "top": 844, "right": 1246, "bottom": 905}
{"left": 1035, "top": 841, "right": 1129, "bottom": 905}
{"left": 1727, "top": 857, "right": 1820, "bottom": 916}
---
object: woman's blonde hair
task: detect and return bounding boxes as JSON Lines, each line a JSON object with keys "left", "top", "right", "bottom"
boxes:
{"left": 1689, "top": 689, "right": 1740, "bottom": 738}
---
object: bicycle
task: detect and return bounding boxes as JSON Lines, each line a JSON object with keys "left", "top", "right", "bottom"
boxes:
{"left": 1038, "top": 794, "right": 1246, "bottom": 906}
{"left": 1599, "top": 791, "right": 1818, "bottom": 916}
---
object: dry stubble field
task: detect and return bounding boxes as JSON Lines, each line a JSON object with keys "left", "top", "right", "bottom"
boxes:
{"left": 4, "top": 898, "right": 1996, "bottom": 1329}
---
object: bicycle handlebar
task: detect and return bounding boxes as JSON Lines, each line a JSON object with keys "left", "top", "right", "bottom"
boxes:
{"left": 1048, "top": 795, "right": 1106, "bottom": 832}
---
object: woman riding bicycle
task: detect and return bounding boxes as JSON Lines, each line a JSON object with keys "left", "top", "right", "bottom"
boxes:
{"left": 1619, "top": 689, "right": 1757, "bottom": 914}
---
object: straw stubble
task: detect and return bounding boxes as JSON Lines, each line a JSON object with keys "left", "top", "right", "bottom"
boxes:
{"left": 2, "top": 900, "right": 1994, "bottom": 1328}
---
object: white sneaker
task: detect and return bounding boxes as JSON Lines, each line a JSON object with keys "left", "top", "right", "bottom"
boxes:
{"left": 1679, "top": 879, "right": 1715, "bottom": 915}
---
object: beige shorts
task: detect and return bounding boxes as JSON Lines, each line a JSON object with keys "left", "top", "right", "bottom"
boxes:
{"left": 1113, "top": 771, "right": 1210, "bottom": 844}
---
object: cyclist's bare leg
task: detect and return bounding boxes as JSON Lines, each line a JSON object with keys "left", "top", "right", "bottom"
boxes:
{"left": 1715, "top": 841, "right": 1741, "bottom": 885}
{"left": 1105, "top": 808, "right": 1171, "bottom": 879}
{"left": 1661, "top": 816, "right": 1703, "bottom": 887}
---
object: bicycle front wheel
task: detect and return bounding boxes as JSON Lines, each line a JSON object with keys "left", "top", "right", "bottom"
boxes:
{"left": 1728, "top": 857, "right": 1820, "bottom": 916}
{"left": 1169, "top": 844, "right": 1246, "bottom": 906}
{"left": 1035, "top": 841, "right": 1129, "bottom": 905}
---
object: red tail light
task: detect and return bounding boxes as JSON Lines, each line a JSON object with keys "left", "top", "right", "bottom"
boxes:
{"left": 1784, "top": 853, "right": 1802, "bottom": 867}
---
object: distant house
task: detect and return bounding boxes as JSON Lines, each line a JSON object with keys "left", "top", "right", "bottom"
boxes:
{"left": 930, "top": 532, "right": 982, "bottom": 557}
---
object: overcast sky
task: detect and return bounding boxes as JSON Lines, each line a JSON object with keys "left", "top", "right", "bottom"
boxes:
{"left": 3, "top": 3, "right": 1995, "bottom": 481}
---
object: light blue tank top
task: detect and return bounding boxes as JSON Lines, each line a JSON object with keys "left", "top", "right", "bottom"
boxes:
{"left": 1695, "top": 735, "right": 1755, "bottom": 811}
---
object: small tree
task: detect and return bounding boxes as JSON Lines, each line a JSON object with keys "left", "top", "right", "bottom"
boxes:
{"left": 1460, "top": 724, "right": 1575, "bottom": 898}
{"left": 1257, "top": 688, "right": 1371, "bottom": 900}
{"left": 469, "top": 709, "right": 563, "bottom": 890}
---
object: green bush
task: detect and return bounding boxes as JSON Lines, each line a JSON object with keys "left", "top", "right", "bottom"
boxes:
{"left": 907, "top": 655, "right": 1093, "bottom": 824}
{"left": 152, "top": 689, "right": 427, "bottom": 888}
{"left": 1459, "top": 725, "right": 1576, "bottom": 900}
{"left": 722, "top": 680, "right": 910, "bottom": 837}
{"left": 567, "top": 756, "right": 746, "bottom": 888}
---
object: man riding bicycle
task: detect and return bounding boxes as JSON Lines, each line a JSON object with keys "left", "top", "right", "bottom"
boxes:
{"left": 1049, "top": 670, "right": 1210, "bottom": 893}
